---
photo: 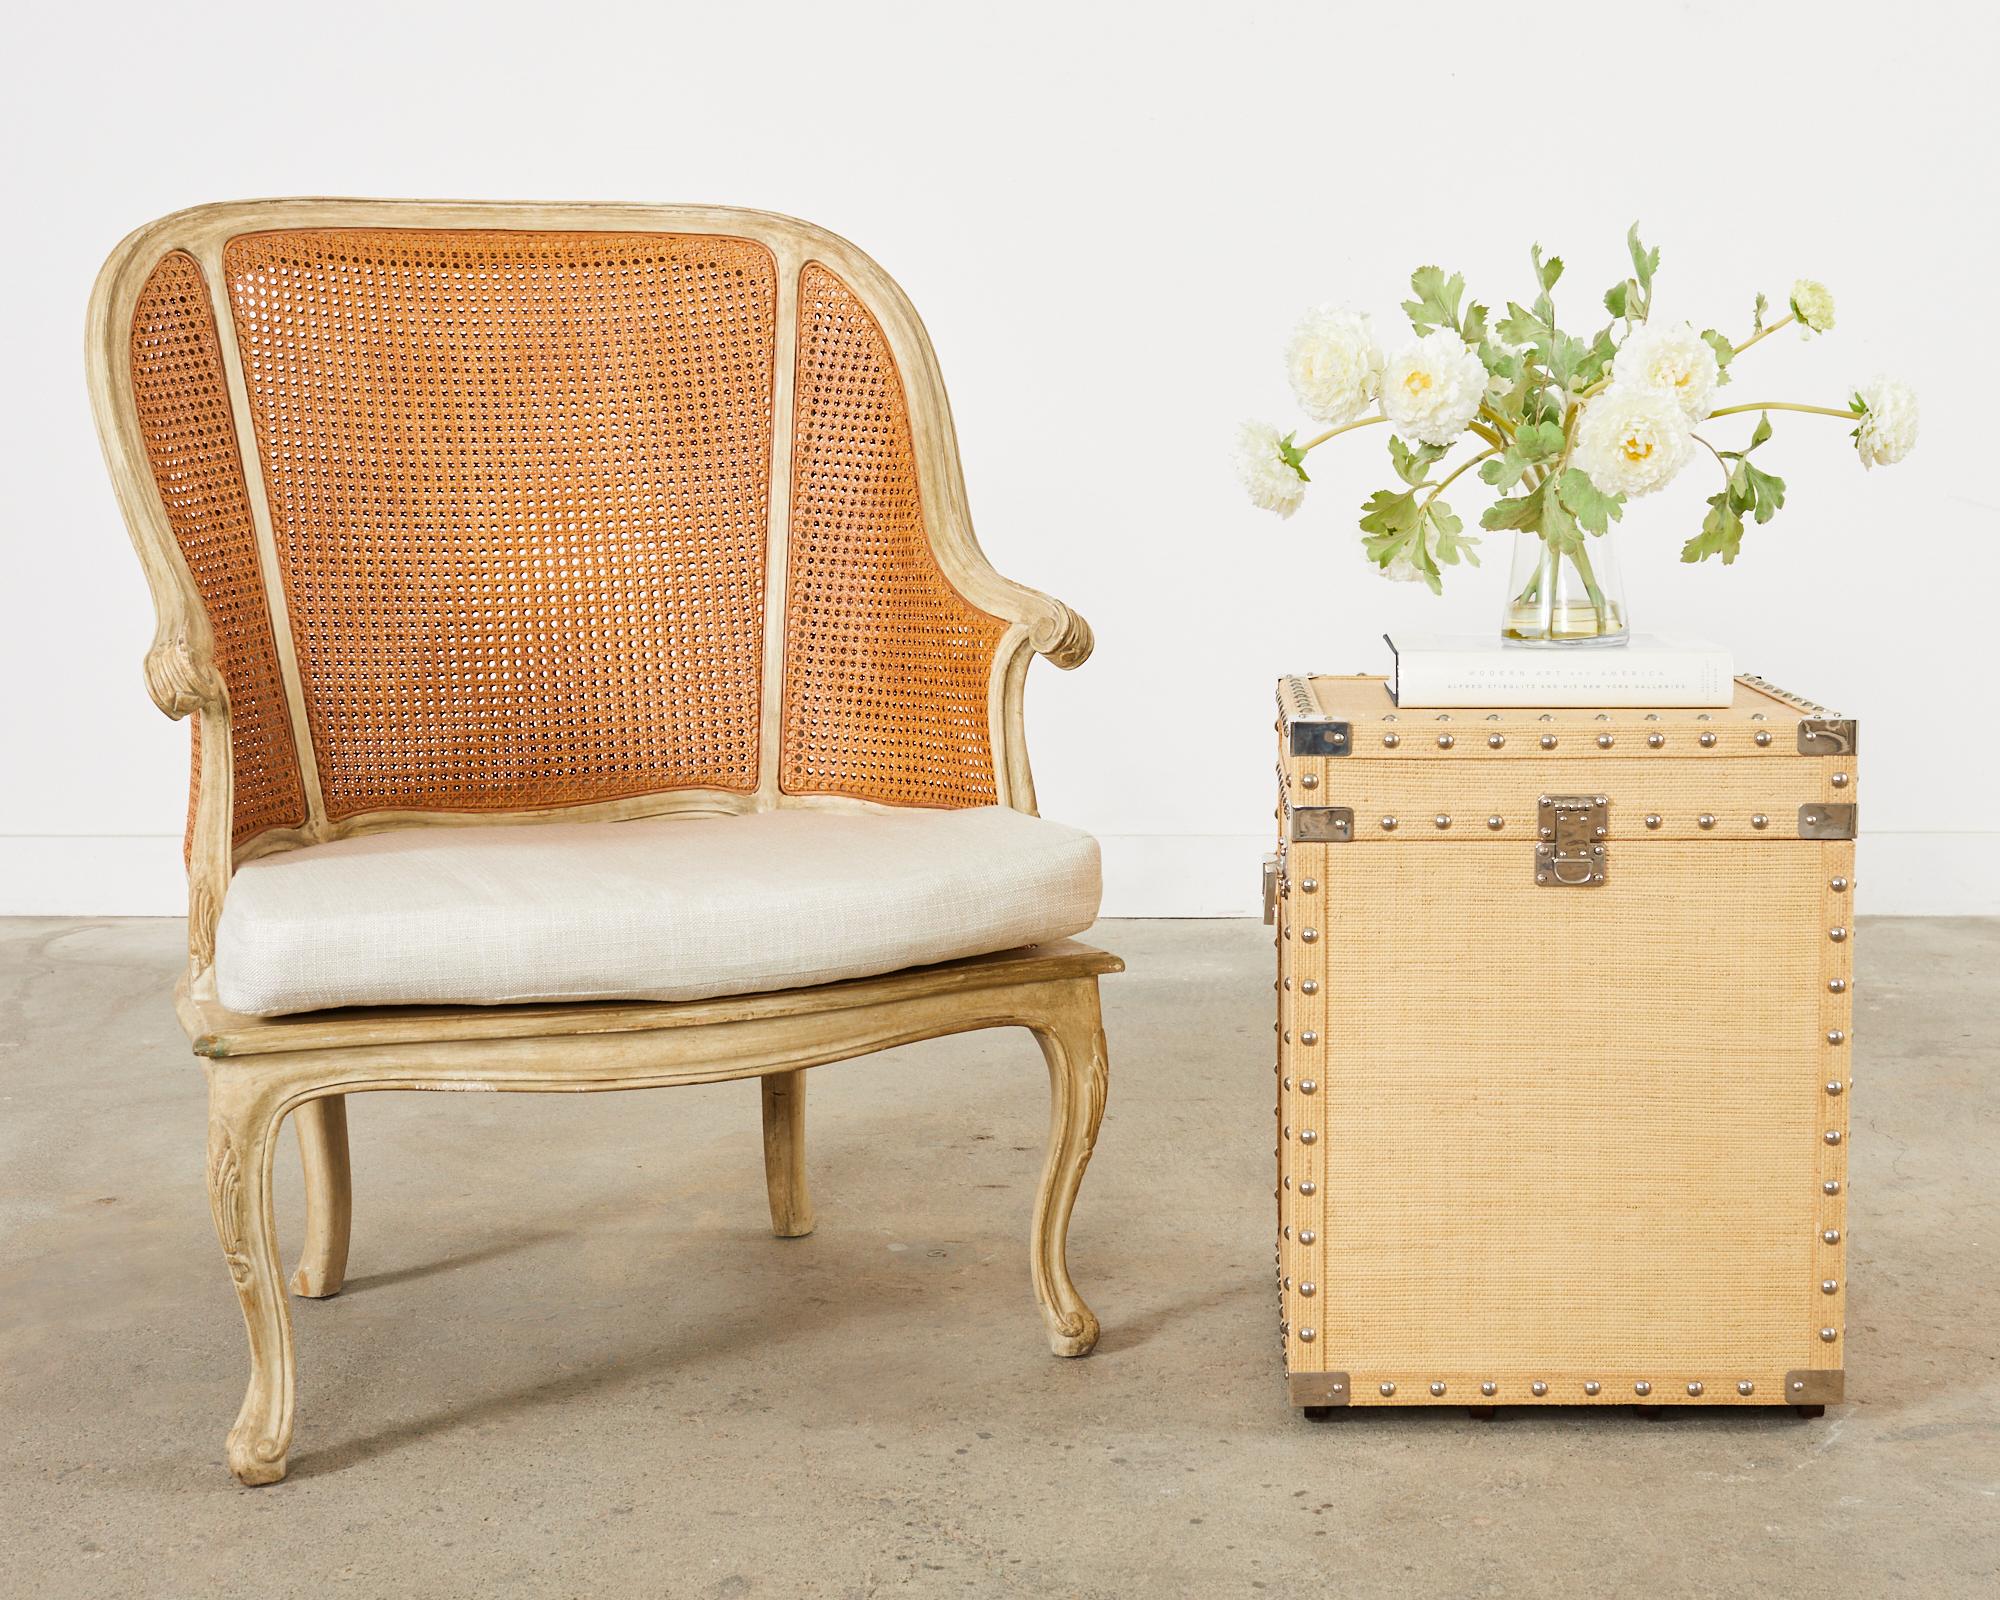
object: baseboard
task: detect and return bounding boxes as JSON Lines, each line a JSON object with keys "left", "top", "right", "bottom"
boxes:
{"left": 3, "top": 831, "right": 1997, "bottom": 918}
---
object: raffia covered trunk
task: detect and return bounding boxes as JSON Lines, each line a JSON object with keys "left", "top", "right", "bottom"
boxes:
{"left": 1269, "top": 674, "right": 1856, "bottom": 1412}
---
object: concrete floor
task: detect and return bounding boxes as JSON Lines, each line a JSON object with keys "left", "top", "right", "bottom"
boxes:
{"left": 1, "top": 917, "right": 1995, "bottom": 1598}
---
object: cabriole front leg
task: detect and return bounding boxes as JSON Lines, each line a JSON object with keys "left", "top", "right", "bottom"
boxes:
{"left": 204, "top": 1073, "right": 296, "bottom": 1485}
{"left": 1028, "top": 979, "right": 1110, "bottom": 1357}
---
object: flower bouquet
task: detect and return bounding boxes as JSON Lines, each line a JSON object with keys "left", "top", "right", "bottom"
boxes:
{"left": 1235, "top": 227, "right": 1918, "bottom": 645}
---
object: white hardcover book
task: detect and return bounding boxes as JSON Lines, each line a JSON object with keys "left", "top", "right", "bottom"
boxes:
{"left": 1384, "top": 633, "right": 1736, "bottom": 708}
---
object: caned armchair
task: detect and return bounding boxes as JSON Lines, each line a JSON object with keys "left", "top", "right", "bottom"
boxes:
{"left": 86, "top": 201, "right": 1118, "bottom": 1485}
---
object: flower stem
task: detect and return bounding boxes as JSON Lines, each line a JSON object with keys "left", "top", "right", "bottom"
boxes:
{"left": 1298, "top": 414, "right": 1388, "bottom": 453}
{"left": 1705, "top": 401, "right": 1854, "bottom": 421}
{"left": 1419, "top": 445, "right": 1503, "bottom": 512}
{"left": 1692, "top": 434, "right": 1732, "bottom": 487}
{"left": 1731, "top": 312, "right": 1796, "bottom": 358}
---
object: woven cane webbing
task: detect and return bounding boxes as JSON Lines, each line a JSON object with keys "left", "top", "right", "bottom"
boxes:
{"left": 221, "top": 229, "right": 778, "bottom": 818}
{"left": 129, "top": 251, "right": 307, "bottom": 852}
{"left": 781, "top": 265, "right": 1004, "bottom": 807}
{"left": 1290, "top": 842, "right": 1825, "bottom": 1381}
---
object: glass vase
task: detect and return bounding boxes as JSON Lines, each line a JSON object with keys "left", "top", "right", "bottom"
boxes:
{"left": 1499, "top": 528, "right": 1629, "bottom": 647}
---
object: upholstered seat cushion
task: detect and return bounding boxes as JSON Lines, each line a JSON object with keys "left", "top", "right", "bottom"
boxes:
{"left": 214, "top": 806, "right": 1101, "bottom": 1017}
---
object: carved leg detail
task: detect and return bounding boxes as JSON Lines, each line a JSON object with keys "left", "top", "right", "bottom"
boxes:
{"left": 291, "top": 1095, "right": 352, "bottom": 1298}
{"left": 1028, "top": 981, "right": 1110, "bottom": 1357}
{"left": 760, "top": 1069, "right": 815, "bottom": 1239}
{"left": 206, "top": 1088, "right": 295, "bottom": 1485}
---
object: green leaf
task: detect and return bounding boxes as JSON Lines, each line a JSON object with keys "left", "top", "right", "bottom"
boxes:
{"left": 1532, "top": 243, "right": 1564, "bottom": 293}
{"left": 1401, "top": 266, "right": 1466, "bottom": 337}
{"left": 1731, "top": 458, "right": 1786, "bottom": 524}
{"left": 1480, "top": 478, "right": 1549, "bottom": 532}
{"left": 1626, "top": 223, "right": 1659, "bottom": 291}
{"left": 1459, "top": 302, "right": 1489, "bottom": 348}
{"left": 1276, "top": 431, "right": 1310, "bottom": 483}
{"left": 1359, "top": 487, "right": 1420, "bottom": 542}
{"left": 1477, "top": 339, "right": 1523, "bottom": 385}
{"left": 1699, "top": 328, "right": 1734, "bottom": 383}
{"left": 1538, "top": 494, "right": 1584, "bottom": 556}
{"left": 1683, "top": 493, "right": 1744, "bottom": 564}
{"left": 1477, "top": 423, "right": 1565, "bottom": 491}
{"left": 1498, "top": 301, "right": 1549, "bottom": 350}
{"left": 1388, "top": 436, "right": 1448, "bottom": 487}
{"left": 1554, "top": 468, "right": 1626, "bottom": 535}
{"left": 1603, "top": 281, "right": 1629, "bottom": 319}
{"left": 1753, "top": 291, "right": 1769, "bottom": 334}
{"left": 1745, "top": 411, "right": 1773, "bottom": 453}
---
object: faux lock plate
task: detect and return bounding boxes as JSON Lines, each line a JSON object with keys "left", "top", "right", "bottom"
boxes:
{"left": 1535, "top": 794, "right": 1608, "bottom": 887}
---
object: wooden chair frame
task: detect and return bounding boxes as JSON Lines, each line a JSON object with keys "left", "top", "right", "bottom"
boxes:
{"left": 86, "top": 201, "right": 1117, "bottom": 1485}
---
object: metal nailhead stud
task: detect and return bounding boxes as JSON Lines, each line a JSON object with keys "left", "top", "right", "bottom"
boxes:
{"left": 1540, "top": 734, "right": 1558, "bottom": 749}
{"left": 1823, "top": 1180, "right": 1840, "bottom": 1195}
{"left": 1751, "top": 813, "right": 1769, "bottom": 830}
{"left": 1832, "top": 772, "right": 1850, "bottom": 788}
{"left": 1634, "top": 1381, "right": 1652, "bottom": 1397}
{"left": 1489, "top": 733, "right": 1505, "bottom": 748}
{"left": 1381, "top": 816, "right": 1398, "bottom": 832}
{"left": 1823, "top": 1229, "right": 1841, "bottom": 1244}
{"left": 1755, "top": 729, "right": 1773, "bottom": 746}
{"left": 1584, "top": 1381, "right": 1601, "bottom": 1396}
{"left": 1647, "top": 732, "right": 1665, "bottom": 748}
{"left": 1644, "top": 814, "right": 1663, "bottom": 830}
{"left": 1299, "top": 1282, "right": 1316, "bottom": 1297}
{"left": 1431, "top": 1382, "right": 1447, "bottom": 1396}
{"left": 1299, "top": 1327, "right": 1315, "bottom": 1343}
{"left": 1383, "top": 732, "right": 1401, "bottom": 748}
{"left": 1301, "top": 979, "right": 1319, "bottom": 995}
{"left": 1300, "top": 1078, "right": 1317, "bottom": 1094}
{"left": 1826, "top": 1080, "right": 1843, "bottom": 1096}
{"left": 1301, "top": 877, "right": 1319, "bottom": 893}
{"left": 1827, "top": 1030, "right": 1845, "bottom": 1045}
{"left": 1434, "top": 814, "right": 1452, "bottom": 830}
{"left": 1791, "top": 1380, "right": 1806, "bottom": 1394}
{"left": 1828, "top": 978, "right": 1846, "bottom": 993}
{"left": 1700, "top": 732, "right": 1718, "bottom": 748}
{"left": 1300, "top": 1031, "right": 1318, "bottom": 1046}
{"left": 1531, "top": 1381, "right": 1548, "bottom": 1397}
{"left": 1481, "top": 1382, "right": 1497, "bottom": 1397}
{"left": 1821, "top": 1328, "right": 1839, "bottom": 1343}
{"left": 1301, "top": 928, "right": 1319, "bottom": 943}
{"left": 1485, "top": 815, "right": 1503, "bottom": 831}
{"left": 1597, "top": 734, "right": 1615, "bottom": 749}
{"left": 1830, "top": 876, "right": 1848, "bottom": 892}
{"left": 1829, "top": 926, "right": 1848, "bottom": 942}
{"left": 1379, "top": 1382, "right": 1396, "bottom": 1397}
{"left": 1824, "top": 1130, "right": 1842, "bottom": 1145}
{"left": 1299, "top": 1129, "right": 1317, "bottom": 1144}
{"left": 1687, "top": 1382, "right": 1704, "bottom": 1397}
{"left": 1299, "top": 1180, "right": 1316, "bottom": 1196}
{"left": 1698, "top": 814, "right": 1717, "bottom": 830}
{"left": 1301, "top": 773, "right": 1319, "bottom": 790}
{"left": 1822, "top": 1280, "right": 1838, "bottom": 1295}
{"left": 1738, "top": 1381, "right": 1755, "bottom": 1396}
{"left": 1299, "top": 1229, "right": 1315, "bottom": 1244}
{"left": 1437, "top": 733, "right": 1455, "bottom": 749}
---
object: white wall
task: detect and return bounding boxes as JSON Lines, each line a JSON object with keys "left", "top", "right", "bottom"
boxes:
{"left": 5, "top": 0, "right": 1994, "bottom": 917}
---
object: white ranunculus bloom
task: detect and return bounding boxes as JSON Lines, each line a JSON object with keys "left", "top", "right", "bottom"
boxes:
{"left": 1572, "top": 385, "right": 1696, "bottom": 498}
{"left": 1853, "top": 377, "right": 1918, "bottom": 469}
{"left": 1380, "top": 330, "right": 1487, "bottom": 446}
{"left": 1610, "top": 321, "right": 1719, "bottom": 421}
{"left": 1791, "top": 279, "right": 1836, "bottom": 335}
{"left": 1233, "top": 420, "right": 1308, "bottom": 517}
{"left": 1285, "top": 307, "right": 1382, "bottom": 425}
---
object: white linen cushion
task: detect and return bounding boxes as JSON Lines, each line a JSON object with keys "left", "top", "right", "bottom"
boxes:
{"left": 214, "top": 806, "right": 1101, "bottom": 1017}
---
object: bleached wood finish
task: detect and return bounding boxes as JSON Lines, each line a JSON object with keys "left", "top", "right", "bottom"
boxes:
{"left": 86, "top": 201, "right": 1119, "bottom": 1484}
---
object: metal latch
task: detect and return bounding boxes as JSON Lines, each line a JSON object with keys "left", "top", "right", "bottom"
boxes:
{"left": 1262, "top": 854, "right": 1279, "bottom": 924}
{"left": 1289, "top": 718, "right": 1352, "bottom": 757}
{"left": 1535, "top": 794, "right": 1608, "bottom": 887}
{"left": 1797, "top": 719, "right": 1857, "bottom": 757}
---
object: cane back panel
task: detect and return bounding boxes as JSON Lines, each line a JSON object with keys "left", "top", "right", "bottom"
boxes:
{"left": 118, "top": 222, "right": 1009, "bottom": 850}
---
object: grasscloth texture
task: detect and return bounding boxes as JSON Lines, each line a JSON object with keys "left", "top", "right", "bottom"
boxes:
{"left": 222, "top": 228, "right": 780, "bottom": 818}
{"left": 213, "top": 806, "right": 1102, "bottom": 1016}
{"left": 129, "top": 250, "right": 306, "bottom": 851}
{"left": 782, "top": 265, "right": 1006, "bottom": 807}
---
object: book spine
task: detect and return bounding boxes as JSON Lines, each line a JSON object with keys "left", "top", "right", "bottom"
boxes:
{"left": 1394, "top": 653, "right": 1735, "bottom": 708}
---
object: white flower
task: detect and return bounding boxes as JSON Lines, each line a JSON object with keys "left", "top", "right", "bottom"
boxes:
{"left": 1610, "top": 321, "right": 1718, "bottom": 421}
{"left": 1852, "top": 377, "right": 1918, "bottom": 469}
{"left": 1379, "top": 330, "right": 1487, "bottom": 446}
{"left": 1572, "top": 385, "right": 1695, "bottom": 498}
{"left": 1285, "top": 307, "right": 1382, "bottom": 425}
{"left": 1791, "top": 279, "right": 1836, "bottom": 335}
{"left": 1233, "top": 420, "right": 1308, "bottom": 518}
